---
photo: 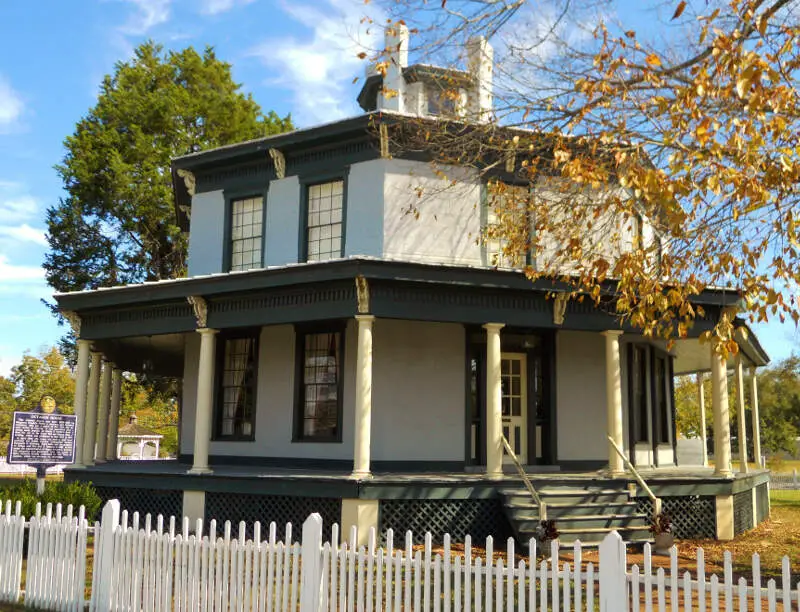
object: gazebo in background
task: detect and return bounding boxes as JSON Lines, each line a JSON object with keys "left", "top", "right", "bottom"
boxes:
{"left": 117, "top": 414, "right": 163, "bottom": 460}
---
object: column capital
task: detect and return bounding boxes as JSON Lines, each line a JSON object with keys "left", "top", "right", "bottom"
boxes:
{"left": 749, "top": 365, "right": 758, "bottom": 376}
{"left": 601, "top": 330, "right": 624, "bottom": 338}
{"left": 90, "top": 350, "right": 103, "bottom": 358}
{"left": 355, "top": 314, "right": 375, "bottom": 324}
{"left": 197, "top": 327, "right": 219, "bottom": 335}
{"left": 482, "top": 322, "right": 505, "bottom": 332}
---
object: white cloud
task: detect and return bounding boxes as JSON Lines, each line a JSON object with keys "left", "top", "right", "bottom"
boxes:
{"left": 119, "top": 0, "right": 172, "bottom": 35}
{"left": 200, "top": 0, "right": 255, "bottom": 16}
{"left": 0, "top": 75, "right": 23, "bottom": 130}
{"left": 248, "top": 0, "right": 381, "bottom": 125}
{"left": 0, "top": 224, "right": 47, "bottom": 246}
{"left": 0, "top": 254, "right": 43, "bottom": 284}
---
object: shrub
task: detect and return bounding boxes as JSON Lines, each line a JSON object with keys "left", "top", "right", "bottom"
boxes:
{"left": 0, "top": 479, "right": 103, "bottom": 522}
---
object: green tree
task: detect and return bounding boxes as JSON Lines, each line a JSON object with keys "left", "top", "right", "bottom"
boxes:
{"left": 45, "top": 41, "right": 292, "bottom": 299}
{"left": 0, "top": 376, "right": 17, "bottom": 445}
{"left": 10, "top": 347, "right": 75, "bottom": 413}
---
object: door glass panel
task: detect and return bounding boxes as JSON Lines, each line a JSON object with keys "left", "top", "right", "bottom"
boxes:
{"left": 501, "top": 354, "right": 527, "bottom": 463}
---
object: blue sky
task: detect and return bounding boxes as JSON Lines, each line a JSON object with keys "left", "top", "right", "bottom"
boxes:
{"left": 0, "top": 0, "right": 796, "bottom": 375}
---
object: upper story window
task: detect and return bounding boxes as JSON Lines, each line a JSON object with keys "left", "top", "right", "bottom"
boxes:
{"left": 229, "top": 196, "right": 264, "bottom": 272}
{"left": 485, "top": 182, "right": 535, "bottom": 268}
{"left": 295, "top": 328, "right": 343, "bottom": 442}
{"left": 215, "top": 331, "right": 259, "bottom": 440}
{"left": 306, "top": 180, "right": 344, "bottom": 262}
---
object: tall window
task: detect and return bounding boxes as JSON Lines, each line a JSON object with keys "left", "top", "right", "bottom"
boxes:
{"left": 653, "top": 354, "right": 670, "bottom": 444}
{"left": 296, "top": 330, "right": 342, "bottom": 441}
{"left": 229, "top": 196, "right": 264, "bottom": 272}
{"left": 485, "top": 182, "right": 534, "bottom": 268}
{"left": 216, "top": 334, "right": 258, "bottom": 439}
{"left": 306, "top": 181, "right": 344, "bottom": 261}
{"left": 629, "top": 345, "right": 649, "bottom": 444}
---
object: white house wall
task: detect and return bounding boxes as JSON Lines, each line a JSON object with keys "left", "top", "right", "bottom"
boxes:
{"left": 371, "top": 319, "right": 465, "bottom": 461}
{"left": 382, "top": 160, "right": 482, "bottom": 266}
{"left": 555, "top": 330, "right": 609, "bottom": 462}
{"left": 181, "top": 319, "right": 465, "bottom": 462}
{"left": 187, "top": 190, "right": 225, "bottom": 277}
{"left": 264, "top": 176, "right": 301, "bottom": 267}
{"left": 344, "top": 160, "right": 385, "bottom": 258}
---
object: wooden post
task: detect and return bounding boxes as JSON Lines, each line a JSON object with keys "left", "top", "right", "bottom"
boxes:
{"left": 92, "top": 499, "right": 120, "bottom": 610}
{"left": 735, "top": 355, "right": 749, "bottom": 473}
{"left": 299, "top": 513, "right": 323, "bottom": 612}
{"left": 352, "top": 315, "right": 374, "bottom": 478}
{"left": 696, "top": 372, "right": 708, "bottom": 467}
{"left": 603, "top": 331, "right": 625, "bottom": 476}
{"left": 599, "top": 530, "right": 627, "bottom": 612}
{"left": 483, "top": 323, "right": 505, "bottom": 479}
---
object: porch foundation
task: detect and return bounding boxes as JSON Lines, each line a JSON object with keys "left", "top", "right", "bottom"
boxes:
{"left": 715, "top": 494, "right": 734, "bottom": 540}
{"left": 183, "top": 490, "right": 206, "bottom": 525}
{"left": 341, "top": 499, "right": 379, "bottom": 547}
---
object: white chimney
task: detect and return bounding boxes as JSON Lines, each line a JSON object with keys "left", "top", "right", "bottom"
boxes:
{"left": 467, "top": 36, "right": 493, "bottom": 122}
{"left": 378, "top": 23, "right": 409, "bottom": 113}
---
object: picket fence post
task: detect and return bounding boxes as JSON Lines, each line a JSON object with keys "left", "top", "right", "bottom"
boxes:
{"left": 299, "top": 513, "right": 324, "bottom": 612}
{"left": 599, "top": 530, "right": 627, "bottom": 612}
{"left": 93, "top": 499, "right": 120, "bottom": 611}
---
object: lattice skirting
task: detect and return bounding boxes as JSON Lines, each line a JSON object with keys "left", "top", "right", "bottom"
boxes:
{"left": 733, "top": 490, "right": 754, "bottom": 535}
{"left": 756, "top": 483, "right": 770, "bottom": 524}
{"left": 636, "top": 496, "right": 716, "bottom": 539}
{"left": 379, "top": 499, "right": 513, "bottom": 545}
{"left": 204, "top": 493, "right": 341, "bottom": 542}
{"left": 94, "top": 486, "right": 183, "bottom": 521}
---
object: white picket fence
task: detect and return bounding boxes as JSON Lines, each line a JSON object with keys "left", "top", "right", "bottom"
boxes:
{"left": 0, "top": 497, "right": 796, "bottom": 611}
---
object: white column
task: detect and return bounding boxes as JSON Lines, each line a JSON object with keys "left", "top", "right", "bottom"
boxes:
{"left": 138, "top": 439, "right": 145, "bottom": 460}
{"left": 83, "top": 352, "right": 103, "bottom": 466}
{"left": 750, "top": 367, "right": 763, "bottom": 468}
{"left": 735, "top": 355, "right": 749, "bottom": 473}
{"left": 484, "top": 323, "right": 504, "bottom": 479}
{"left": 711, "top": 347, "right": 732, "bottom": 477}
{"left": 95, "top": 361, "right": 113, "bottom": 463}
{"left": 696, "top": 372, "right": 708, "bottom": 468}
{"left": 72, "top": 339, "right": 92, "bottom": 467}
{"left": 155, "top": 439, "right": 161, "bottom": 458}
{"left": 352, "top": 315, "right": 375, "bottom": 479}
{"left": 603, "top": 331, "right": 625, "bottom": 476}
{"left": 189, "top": 328, "right": 218, "bottom": 474}
{"left": 106, "top": 367, "right": 122, "bottom": 460}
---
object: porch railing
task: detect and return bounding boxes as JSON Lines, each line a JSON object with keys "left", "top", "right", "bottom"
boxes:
{"left": 607, "top": 435, "right": 662, "bottom": 519}
{"left": 501, "top": 434, "right": 547, "bottom": 520}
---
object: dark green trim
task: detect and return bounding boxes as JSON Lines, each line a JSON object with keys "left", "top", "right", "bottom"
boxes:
{"left": 544, "top": 329, "right": 557, "bottom": 465}
{"left": 669, "top": 355, "right": 677, "bottom": 462}
{"left": 463, "top": 325, "right": 472, "bottom": 466}
{"left": 292, "top": 321, "right": 347, "bottom": 443}
{"left": 212, "top": 328, "right": 260, "bottom": 442}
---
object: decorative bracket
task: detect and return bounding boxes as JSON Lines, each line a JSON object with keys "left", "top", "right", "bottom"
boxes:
{"left": 187, "top": 296, "right": 208, "bottom": 328}
{"left": 62, "top": 310, "right": 81, "bottom": 336}
{"left": 178, "top": 204, "right": 192, "bottom": 221}
{"left": 553, "top": 293, "right": 568, "bottom": 326}
{"left": 269, "top": 148, "right": 286, "bottom": 179}
{"left": 177, "top": 169, "right": 196, "bottom": 196}
{"left": 355, "top": 275, "right": 370, "bottom": 314}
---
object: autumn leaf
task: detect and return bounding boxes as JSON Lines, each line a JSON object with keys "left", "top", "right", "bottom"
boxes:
{"left": 672, "top": 1, "right": 687, "bottom": 20}
{"left": 645, "top": 53, "right": 662, "bottom": 67}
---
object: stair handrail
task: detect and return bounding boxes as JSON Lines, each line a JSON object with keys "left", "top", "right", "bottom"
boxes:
{"left": 607, "top": 435, "right": 663, "bottom": 519}
{"left": 500, "top": 434, "right": 547, "bottom": 521}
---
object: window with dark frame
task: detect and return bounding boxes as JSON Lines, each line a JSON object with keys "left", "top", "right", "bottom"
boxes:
{"left": 296, "top": 330, "right": 342, "bottom": 440}
{"left": 215, "top": 334, "right": 258, "bottom": 440}
{"left": 229, "top": 196, "right": 264, "bottom": 272}
{"left": 630, "top": 345, "right": 650, "bottom": 444}
{"left": 653, "top": 354, "right": 670, "bottom": 444}
{"left": 306, "top": 181, "right": 344, "bottom": 261}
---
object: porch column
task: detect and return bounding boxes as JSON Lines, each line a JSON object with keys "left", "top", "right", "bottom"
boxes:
{"left": 83, "top": 352, "right": 103, "bottom": 466}
{"left": 106, "top": 367, "right": 122, "bottom": 460}
{"left": 352, "top": 315, "right": 374, "bottom": 479}
{"left": 189, "top": 328, "right": 218, "bottom": 474}
{"left": 696, "top": 372, "right": 708, "bottom": 468}
{"left": 603, "top": 330, "right": 625, "bottom": 476}
{"left": 483, "top": 323, "right": 504, "bottom": 479}
{"left": 94, "top": 360, "right": 113, "bottom": 463}
{"left": 73, "top": 339, "right": 92, "bottom": 467}
{"left": 154, "top": 439, "right": 161, "bottom": 458}
{"left": 750, "top": 367, "right": 763, "bottom": 468}
{"left": 735, "top": 355, "right": 749, "bottom": 473}
{"left": 711, "top": 346, "right": 732, "bottom": 477}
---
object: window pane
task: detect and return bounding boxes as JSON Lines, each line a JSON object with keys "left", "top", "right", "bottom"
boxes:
{"left": 299, "top": 331, "right": 341, "bottom": 439}
{"left": 230, "top": 197, "right": 264, "bottom": 272}
{"left": 216, "top": 335, "right": 257, "bottom": 438}
{"left": 306, "top": 180, "right": 344, "bottom": 262}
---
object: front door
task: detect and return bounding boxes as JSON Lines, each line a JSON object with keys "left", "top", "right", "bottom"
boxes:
{"left": 501, "top": 352, "right": 528, "bottom": 464}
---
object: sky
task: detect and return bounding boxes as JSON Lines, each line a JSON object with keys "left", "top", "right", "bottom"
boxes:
{"left": 0, "top": 0, "right": 797, "bottom": 376}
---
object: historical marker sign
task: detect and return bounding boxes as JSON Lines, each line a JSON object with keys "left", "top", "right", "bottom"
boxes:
{"left": 8, "top": 411, "right": 76, "bottom": 465}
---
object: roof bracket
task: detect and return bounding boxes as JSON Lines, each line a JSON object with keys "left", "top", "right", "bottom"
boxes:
{"left": 269, "top": 148, "right": 286, "bottom": 179}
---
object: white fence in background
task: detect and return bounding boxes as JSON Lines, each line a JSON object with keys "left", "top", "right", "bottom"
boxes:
{"left": 0, "top": 497, "right": 795, "bottom": 611}
{"left": 771, "top": 470, "right": 800, "bottom": 489}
